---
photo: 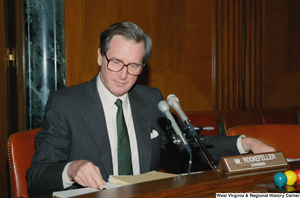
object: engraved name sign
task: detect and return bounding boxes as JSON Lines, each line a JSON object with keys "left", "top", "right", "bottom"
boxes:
{"left": 217, "top": 151, "right": 288, "bottom": 174}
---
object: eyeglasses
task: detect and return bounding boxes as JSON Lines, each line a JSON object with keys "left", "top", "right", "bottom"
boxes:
{"left": 104, "top": 53, "right": 144, "bottom": 76}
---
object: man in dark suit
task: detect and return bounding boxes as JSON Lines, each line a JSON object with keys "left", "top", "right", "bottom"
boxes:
{"left": 26, "top": 22, "right": 275, "bottom": 197}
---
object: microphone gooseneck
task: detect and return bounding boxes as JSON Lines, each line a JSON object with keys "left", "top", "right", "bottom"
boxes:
{"left": 157, "top": 100, "right": 192, "bottom": 154}
{"left": 167, "top": 94, "right": 217, "bottom": 171}
{"left": 167, "top": 94, "right": 190, "bottom": 125}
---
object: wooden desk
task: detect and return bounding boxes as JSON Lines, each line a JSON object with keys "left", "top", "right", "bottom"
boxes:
{"left": 37, "top": 161, "right": 300, "bottom": 198}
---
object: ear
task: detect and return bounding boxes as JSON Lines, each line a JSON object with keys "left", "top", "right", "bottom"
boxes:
{"left": 97, "top": 48, "right": 103, "bottom": 66}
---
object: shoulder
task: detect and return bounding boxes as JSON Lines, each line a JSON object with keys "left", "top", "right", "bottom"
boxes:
{"left": 131, "top": 84, "right": 163, "bottom": 99}
{"left": 55, "top": 78, "right": 96, "bottom": 97}
{"left": 47, "top": 78, "right": 97, "bottom": 106}
{"left": 132, "top": 84, "right": 161, "bottom": 95}
{"left": 129, "top": 84, "right": 164, "bottom": 110}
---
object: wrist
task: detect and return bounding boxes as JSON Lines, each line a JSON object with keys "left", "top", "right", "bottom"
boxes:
{"left": 241, "top": 137, "right": 252, "bottom": 152}
{"left": 63, "top": 161, "right": 74, "bottom": 188}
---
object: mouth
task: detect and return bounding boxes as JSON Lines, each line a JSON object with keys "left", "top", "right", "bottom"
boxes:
{"left": 114, "top": 80, "right": 126, "bottom": 87}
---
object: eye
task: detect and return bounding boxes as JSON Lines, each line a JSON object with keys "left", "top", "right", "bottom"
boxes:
{"left": 129, "top": 64, "right": 142, "bottom": 69}
{"left": 111, "top": 59, "right": 124, "bottom": 66}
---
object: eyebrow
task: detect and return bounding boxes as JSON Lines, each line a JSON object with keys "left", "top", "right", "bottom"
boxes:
{"left": 108, "top": 54, "right": 143, "bottom": 65}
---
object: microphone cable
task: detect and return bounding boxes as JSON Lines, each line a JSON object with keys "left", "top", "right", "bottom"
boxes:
{"left": 188, "top": 151, "right": 192, "bottom": 175}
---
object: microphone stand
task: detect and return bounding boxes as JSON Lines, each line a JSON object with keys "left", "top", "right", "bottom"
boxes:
{"left": 165, "top": 119, "right": 181, "bottom": 145}
{"left": 165, "top": 119, "right": 192, "bottom": 174}
{"left": 183, "top": 122, "right": 217, "bottom": 171}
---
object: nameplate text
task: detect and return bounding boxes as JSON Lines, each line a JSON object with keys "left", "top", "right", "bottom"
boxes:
{"left": 217, "top": 151, "right": 288, "bottom": 174}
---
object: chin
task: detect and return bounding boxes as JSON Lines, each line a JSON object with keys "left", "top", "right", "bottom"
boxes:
{"left": 110, "top": 83, "right": 134, "bottom": 96}
{"left": 111, "top": 89, "right": 128, "bottom": 96}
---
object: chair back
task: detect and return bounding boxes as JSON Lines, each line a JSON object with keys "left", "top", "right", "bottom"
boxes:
{"left": 187, "top": 114, "right": 219, "bottom": 135}
{"left": 7, "top": 128, "right": 40, "bottom": 198}
{"left": 261, "top": 110, "right": 296, "bottom": 124}
{"left": 222, "top": 110, "right": 263, "bottom": 134}
{"left": 226, "top": 124, "right": 300, "bottom": 158}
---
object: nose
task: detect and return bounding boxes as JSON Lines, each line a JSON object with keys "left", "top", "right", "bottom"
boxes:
{"left": 118, "top": 66, "right": 128, "bottom": 79}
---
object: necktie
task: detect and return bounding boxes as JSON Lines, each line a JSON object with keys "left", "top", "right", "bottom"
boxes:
{"left": 115, "top": 99, "right": 133, "bottom": 175}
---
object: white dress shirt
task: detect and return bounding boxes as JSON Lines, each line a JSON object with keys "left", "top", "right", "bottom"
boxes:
{"left": 95, "top": 73, "right": 140, "bottom": 176}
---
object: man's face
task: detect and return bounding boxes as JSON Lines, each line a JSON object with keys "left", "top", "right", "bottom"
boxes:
{"left": 98, "top": 35, "right": 144, "bottom": 97}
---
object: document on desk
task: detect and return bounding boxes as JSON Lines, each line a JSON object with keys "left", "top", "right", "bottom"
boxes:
{"left": 52, "top": 188, "right": 99, "bottom": 198}
{"left": 108, "top": 171, "right": 179, "bottom": 186}
{"left": 52, "top": 171, "right": 178, "bottom": 197}
{"left": 52, "top": 183, "right": 119, "bottom": 198}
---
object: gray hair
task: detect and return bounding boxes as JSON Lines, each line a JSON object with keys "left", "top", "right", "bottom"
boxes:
{"left": 99, "top": 22, "right": 152, "bottom": 64}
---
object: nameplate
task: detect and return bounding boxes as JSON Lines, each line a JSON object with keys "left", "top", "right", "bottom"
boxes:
{"left": 216, "top": 151, "right": 288, "bottom": 174}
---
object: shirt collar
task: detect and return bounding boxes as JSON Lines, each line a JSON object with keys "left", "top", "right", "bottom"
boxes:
{"left": 96, "top": 73, "right": 129, "bottom": 111}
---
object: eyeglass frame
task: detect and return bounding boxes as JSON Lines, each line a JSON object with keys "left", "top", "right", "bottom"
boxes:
{"left": 104, "top": 53, "right": 145, "bottom": 76}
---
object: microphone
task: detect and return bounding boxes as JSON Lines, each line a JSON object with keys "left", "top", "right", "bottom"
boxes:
{"left": 157, "top": 100, "right": 191, "bottom": 153}
{"left": 167, "top": 94, "right": 190, "bottom": 125}
{"left": 167, "top": 94, "right": 217, "bottom": 171}
{"left": 168, "top": 94, "right": 215, "bottom": 132}
{"left": 168, "top": 94, "right": 214, "bottom": 130}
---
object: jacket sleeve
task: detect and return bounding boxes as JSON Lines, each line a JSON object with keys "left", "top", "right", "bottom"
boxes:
{"left": 26, "top": 92, "right": 70, "bottom": 197}
{"left": 160, "top": 114, "right": 240, "bottom": 169}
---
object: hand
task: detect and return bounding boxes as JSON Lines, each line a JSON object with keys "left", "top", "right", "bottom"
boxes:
{"left": 67, "top": 160, "right": 106, "bottom": 190}
{"left": 241, "top": 137, "right": 276, "bottom": 153}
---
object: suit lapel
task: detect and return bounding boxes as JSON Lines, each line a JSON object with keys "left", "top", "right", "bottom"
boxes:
{"left": 128, "top": 88, "right": 152, "bottom": 173}
{"left": 80, "top": 79, "right": 152, "bottom": 176}
{"left": 81, "top": 77, "right": 113, "bottom": 179}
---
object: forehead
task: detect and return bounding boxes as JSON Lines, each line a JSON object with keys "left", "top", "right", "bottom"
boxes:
{"left": 107, "top": 35, "right": 144, "bottom": 61}
{"left": 109, "top": 35, "right": 143, "bottom": 48}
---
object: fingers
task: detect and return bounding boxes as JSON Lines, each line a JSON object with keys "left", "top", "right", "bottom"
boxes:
{"left": 87, "top": 166, "right": 106, "bottom": 189}
{"left": 67, "top": 160, "right": 106, "bottom": 189}
{"left": 95, "top": 165, "right": 106, "bottom": 186}
{"left": 242, "top": 137, "right": 276, "bottom": 153}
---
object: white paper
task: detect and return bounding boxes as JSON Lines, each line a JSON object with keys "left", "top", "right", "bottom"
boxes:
{"left": 52, "top": 188, "right": 99, "bottom": 198}
{"left": 104, "top": 182, "right": 120, "bottom": 189}
{"left": 52, "top": 183, "right": 120, "bottom": 197}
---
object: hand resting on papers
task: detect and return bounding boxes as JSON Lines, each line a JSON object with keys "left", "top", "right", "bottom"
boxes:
{"left": 67, "top": 160, "right": 106, "bottom": 190}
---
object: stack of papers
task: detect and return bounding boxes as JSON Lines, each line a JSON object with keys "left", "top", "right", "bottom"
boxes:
{"left": 108, "top": 171, "right": 179, "bottom": 186}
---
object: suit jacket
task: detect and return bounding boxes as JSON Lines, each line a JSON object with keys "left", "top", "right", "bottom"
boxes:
{"left": 26, "top": 76, "right": 240, "bottom": 196}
